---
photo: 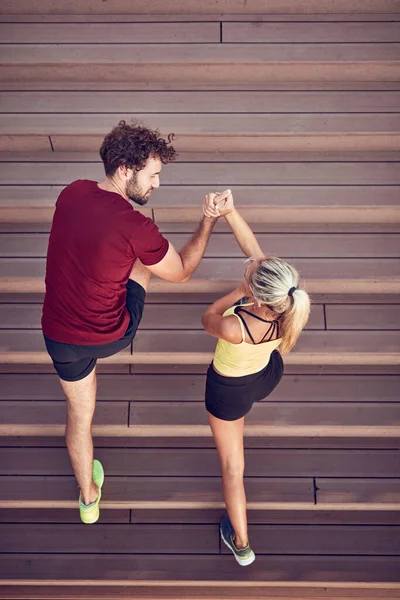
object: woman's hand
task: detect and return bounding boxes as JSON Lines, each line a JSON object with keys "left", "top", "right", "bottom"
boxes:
{"left": 214, "top": 189, "right": 235, "bottom": 217}
{"left": 203, "top": 189, "right": 233, "bottom": 218}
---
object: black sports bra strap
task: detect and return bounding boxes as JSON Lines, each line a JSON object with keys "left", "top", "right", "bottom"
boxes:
{"left": 235, "top": 311, "right": 256, "bottom": 345}
{"left": 259, "top": 321, "right": 279, "bottom": 343}
{"left": 235, "top": 306, "right": 280, "bottom": 345}
{"left": 236, "top": 307, "right": 272, "bottom": 324}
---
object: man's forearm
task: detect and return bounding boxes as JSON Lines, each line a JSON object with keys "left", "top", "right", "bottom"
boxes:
{"left": 224, "top": 208, "right": 264, "bottom": 259}
{"left": 178, "top": 216, "right": 217, "bottom": 282}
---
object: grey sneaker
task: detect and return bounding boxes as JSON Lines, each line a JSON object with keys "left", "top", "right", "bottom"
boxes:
{"left": 220, "top": 514, "right": 255, "bottom": 566}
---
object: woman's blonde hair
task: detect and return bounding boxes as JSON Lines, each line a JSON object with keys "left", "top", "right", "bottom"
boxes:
{"left": 245, "top": 256, "right": 310, "bottom": 354}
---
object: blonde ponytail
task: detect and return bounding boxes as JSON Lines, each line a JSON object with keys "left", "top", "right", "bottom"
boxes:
{"left": 246, "top": 256, "right": 311, "bottom": 354}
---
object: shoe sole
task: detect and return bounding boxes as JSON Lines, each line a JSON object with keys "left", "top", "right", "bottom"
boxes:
{"left": 220, "top": 527, "right": 256, "bottom": 567}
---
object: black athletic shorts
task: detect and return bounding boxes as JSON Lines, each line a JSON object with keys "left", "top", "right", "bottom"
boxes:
{"left": 205, "top": 349, "right": 284, "bottom": 421}
{"left": 43, "top": 280, "right": 145, "bottom": 382}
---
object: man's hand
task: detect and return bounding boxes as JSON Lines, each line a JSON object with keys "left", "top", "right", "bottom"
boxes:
{"left": 203, "top": 189, "right": 233, "bottom": 219}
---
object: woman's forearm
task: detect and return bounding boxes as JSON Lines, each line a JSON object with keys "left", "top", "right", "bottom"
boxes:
{"left": 224, "top": 208, "right": 264, "bottom": 259}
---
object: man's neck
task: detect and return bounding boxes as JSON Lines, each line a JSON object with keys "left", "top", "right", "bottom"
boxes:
{"left": 97, "top": 177, "right": 128, "bottom": 202}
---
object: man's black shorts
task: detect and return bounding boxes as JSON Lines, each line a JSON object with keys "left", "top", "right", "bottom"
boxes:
{"left": 43, "top": 280, "right": 145, "bottom": 382}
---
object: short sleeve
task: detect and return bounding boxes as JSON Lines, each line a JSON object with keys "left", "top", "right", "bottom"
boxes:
{"left": 130, "top": 215, "right": 169, "bottom": 266}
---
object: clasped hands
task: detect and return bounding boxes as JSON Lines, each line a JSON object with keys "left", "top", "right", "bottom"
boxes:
{"left": 203, "top": 189, "right": 235, "bottom": 220}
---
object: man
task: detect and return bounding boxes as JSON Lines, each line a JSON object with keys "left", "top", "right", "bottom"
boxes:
{"left": 42, "top": 120, "right": 230, "bottom": 523}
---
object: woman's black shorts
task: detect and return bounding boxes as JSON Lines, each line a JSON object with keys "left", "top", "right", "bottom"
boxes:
{"left": 43, "top": 280, "right": 145, "bottom": 382}
{"left": 205, "top": 349, "right": 284, "bottom": 421}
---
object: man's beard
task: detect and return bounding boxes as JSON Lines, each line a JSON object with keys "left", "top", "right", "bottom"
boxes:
{"left": 126, "top": 175, "right": 152, "bottom": 206}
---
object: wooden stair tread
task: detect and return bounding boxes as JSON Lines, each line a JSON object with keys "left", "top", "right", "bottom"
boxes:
{"left": 2, "top": 43, "right": 399, "bottom": 64}
{"left": 0, "top": 554, "right": 399, "bottom": 583}
{"left": 2, "top": 91, "right": 400, "bottom": 113}
{"left": 1, "top": 522, "right": 399, "bottom": 555}
{"left": 1, "top": 232, "right": 399, "bottom": 259}
{"left": 1, "top": 584, "right": 400, "bottom": 600}
{"left": 1, "top": 447, "right": 400, "bottom": 477}
{"left": 0, "top": 374, "right": 397, "bottom": 402}
{"left": 1, "top": 160, "right": 399, "bottom": 186}
{"left": 0, "top": 302, "right": 399, "bottom": 332}
{"left": 0, "top": 302, "right": 326, "bottom": 330}
{"left": 1, "top": 113, "right": 399, "bottom": 134}
{"left": 1, "top": 401, "right": 399, "bottom": 436}
{"left": 1, "top": 0, "right": 399, "bottom": 14}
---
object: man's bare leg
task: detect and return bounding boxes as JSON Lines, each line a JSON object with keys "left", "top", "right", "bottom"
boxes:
{"left": 129, "top": 258, "right": 151, "bottom": 291}
{"left": 60, "top": 260, "right": 151, "bottom": 506}
{"left": 61, "top": 367, "right": 98, "bottom": 505}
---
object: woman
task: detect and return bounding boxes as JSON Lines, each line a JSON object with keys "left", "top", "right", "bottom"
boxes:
{"left": 202, "top": 191, "right": 311, "bottom": 566}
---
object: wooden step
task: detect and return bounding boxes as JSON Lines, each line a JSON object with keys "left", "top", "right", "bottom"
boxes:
{"left": 1, "top": 157, "right": 399, "bottom": 185}
{"left": 2, "top": 90, "right": 400, "bottom": 114}
{"left": 1, "top": 21, "right": 399, "bottom": 44}
{"left": 0, "top": 555, "right": 399, "bottom": 584}
{"left": 1, "top": 584, "right": 400, "bottom": 600}
{"left": 1, "top": 113, "right": 399, "bottom": 152}
{"left": 1, "top": 265, "right": 399, "bottom": 294}
{"left": 1, "top": 400, "right": 399, "bottom": 438}
{"left": 0, "top": 373, "right": 397, "bottom": 447}
{"left": 0, "top": 301, "right": 325, "bottom": 330}
{"left": 1, "top": 522, "right": 399, "bottom": 555}
{"left": 2, "top": 232, "right": 398, "bottom": 259}
{"left": 1, "top": 153, "right": 399, "bottom": 226}
{"left": 2, "top": 447, "right": 400, "bottom": 478}
{"left": 0, "top": 44, "right": 399, "bottom": 86}
{"left": 0, "top": 330, "right": 399, "bottom": 365}
{"left": 5, "top": 21, "right": 398, "bottom": 44}
{"left": 1, "top": 0, "right": 399, "bottom": 14}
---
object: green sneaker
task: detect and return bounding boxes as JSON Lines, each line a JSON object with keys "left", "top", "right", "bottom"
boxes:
{"left": 79, "top": 459, "right": 104, "bottom": 525}
{"left": 220, "top": 514, "right": 255, "bottom": 566}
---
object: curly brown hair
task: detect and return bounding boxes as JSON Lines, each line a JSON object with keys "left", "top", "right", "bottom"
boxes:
{"left": 99, "top": 120, "right": 177, "bottom": 177}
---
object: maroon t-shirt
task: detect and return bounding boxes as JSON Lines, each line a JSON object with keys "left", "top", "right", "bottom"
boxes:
{"left": 42, "top": 180, "right": 169, "bottom": 345}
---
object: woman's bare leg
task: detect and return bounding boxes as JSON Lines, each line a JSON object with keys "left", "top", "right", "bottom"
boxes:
{"left": 208, "top": 412, "right": 248, "bottom": 548}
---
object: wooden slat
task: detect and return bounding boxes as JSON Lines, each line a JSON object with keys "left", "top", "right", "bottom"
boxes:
{"left": 0, "top": 303, "right": 325, "bottom": 331}
{"left": 2, "top": 523, "right": 399, "bottom": 555}
{"left": 0, "top": 329, "right": 399, "bottom": 356}
{"left": 0, "top": 586, "right": 400, "bottom": 600}
{"left": 1, "top": 161, "right": 399, "bottom": 186}
{"left": 240, "top": 524, "right": 400, "bottom": 555}
{"left": 2, "top": 91, "right": 400, "bottom": 113}
{"left": 1, "top": 114, "right": 399, "bottom": 153}
{"left": 1, "top": 0, "right": 400, "bottom": 14}
{"left": 0, "top": 523, "right": 219, "bottom": 553}
{"left": 1, "top": 44, "right": 399, "bottom": 85}
{"left": 0, "top": 401, "right": 128, "bottom": 427}
{"left": 0, "top": 509, "right": 130, "bottom": 523}
{"left": 1, "top": 507, "right": 399, "bottom": 526}
{"left": 1, "top": 258, "right": 399, "bottom": 289}
{"left": 0, "top": 23, "right": 220, "bottom": 43}
{"left": 317, "top": 478, "right": 400, "bottom": 505}
{"left": 0, "top": 374, "right": 397, "bottom": 402}
{"left": 0, "top": 476, "right": 313, "bottom": 506}
{"left": 131, "top": 401, "right": 400, "bottom": 429}
{"left": 2, "top": 184, "right": 398, "bottom": 207}
{"left": 0, "top": 373, "right": 397, "bottom": 410}
{"left": 326, "top": 305, "right": 400, "bottom": 330}
{"left": 223, "top": 22, "right": 400, "bottom": 43}
{"left": 1, "top": 232, "right": 398, "bottom": 259}
{"left": 1, "top": 447, "right": 399, "bottom": 477}
{"left": 0, "top": 554, "right": 399, "bottom": 583}
{"left": 2, "top": 401, "right": 398, "bottom": 438}
{"left": 3, "top": 81, "right": 400, "bottom": 91}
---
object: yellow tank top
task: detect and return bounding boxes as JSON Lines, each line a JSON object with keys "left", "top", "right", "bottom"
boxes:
{"left": 213, "top": 303, "right": 282, "bottom": 377}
